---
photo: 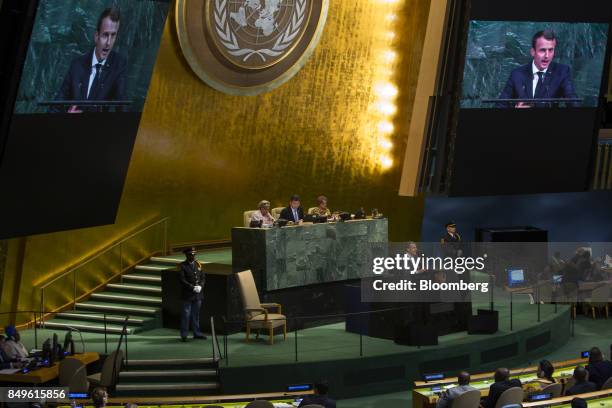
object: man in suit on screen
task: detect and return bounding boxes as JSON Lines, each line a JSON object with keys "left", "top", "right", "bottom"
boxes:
{"left": 498, "top": 30, "right": 577, "bottom": 108}
{"left": 55, "top": 7, "right": 127, "bottom": 112}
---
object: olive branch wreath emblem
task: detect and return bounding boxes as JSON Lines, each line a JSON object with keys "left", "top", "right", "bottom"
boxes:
{"left": 213, "top": 0, "right": 307, "bottom": 62}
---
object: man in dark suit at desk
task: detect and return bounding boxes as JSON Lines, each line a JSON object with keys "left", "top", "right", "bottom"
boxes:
{"left": 280, "top": 195, "right": 304, "bottom": 224}
{"left": 179, "top": 247, "right": 206, "bottom": 342}
{"left": 298, "top": 382, "right": 336, "bottom": 408}
{"left": 565, "top": 366, "right": 597, "bottom": 395}
{"left": 586, "top": 347, "right": 612, "bottom": 389}
{"left": 483, "top": 368, "right": 522, "bottom": 408}
{"left": 55, "top": 7, "right": 127, "bottom": 112}
{"left": 498, "top": 30, "right": 577, "bottom": 108}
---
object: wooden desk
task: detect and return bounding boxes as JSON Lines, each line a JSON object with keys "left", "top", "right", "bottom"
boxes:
{"left": 522, "top": 389, "right": 612, "bottom": 407}
{"left": 0, "top": 352, "right": 99, "bottom": 384}
{"left": 57, "top": 390, "right": 314, "bottom": 406}
{"left": 412, "top": 358, "right": 586, "bottom": 408}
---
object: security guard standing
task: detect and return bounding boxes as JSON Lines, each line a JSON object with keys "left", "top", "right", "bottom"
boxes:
{"left": 179, "top": 247, "right": 206, "bottom": 341}
{"left": 441, "top": 221, "right": 462, "bottom": 258}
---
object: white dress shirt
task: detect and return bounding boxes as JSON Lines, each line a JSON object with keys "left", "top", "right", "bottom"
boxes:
{"left": 532, "top": 62, "right": 549, "bottom": 98}
{"left": 4, "top": 340, "right": 28, "bottom": 360}
{"left": 87, "top": 51, "right": 107, "bottom": 98}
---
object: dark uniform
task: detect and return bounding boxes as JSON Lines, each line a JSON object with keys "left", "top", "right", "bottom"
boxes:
{"left": 441, "top": 222, "right": 462, "bottom": 258}
{"left": 179, "top": 247, "right": 206, "bottom": 340}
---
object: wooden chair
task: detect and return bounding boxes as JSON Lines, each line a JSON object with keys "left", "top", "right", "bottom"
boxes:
{"left": 236, "top": 270, "right": 287, "bottom": 345}
{"left": 58, "top": 358, "right": 88, "bottom": 393}
{"left": 271, "top": 207, "right": 284, "bottom": 219}
{"left": 243, "top": 210, "right": 258, "bottom": 227}
{"left": 87, "top": 349, "right": 123, "bottom": 388}
{"left": 583, "top": 285, "right": 610, "bottom": 319}
{"left": 452, "top": 389, "right": 481, "bottom": 408}
{"left": 540, "top": 382, "right": 563, "bottom": 398}
{"left": 494, "top": 387, "right": 524, "bottom": 408}
{"left": 602, "top": 377, "right": 612, "bottom": 390}
{"left": 557, "top": 283, "right": 578, "bottom": 319}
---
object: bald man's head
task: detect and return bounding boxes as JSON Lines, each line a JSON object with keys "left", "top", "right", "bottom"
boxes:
{"left": 458, "top": 371, "right": 471, "bottom": 386}
{"left": 494, "top": 368, "right": 510, "bottom": 383}
{"left": 573, "top": 366, "right": 588, "bottom": 382}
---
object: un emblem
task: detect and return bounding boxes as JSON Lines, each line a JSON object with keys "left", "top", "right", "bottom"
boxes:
{"left": 176, "top": 0, "right": 329, "bottom": 95}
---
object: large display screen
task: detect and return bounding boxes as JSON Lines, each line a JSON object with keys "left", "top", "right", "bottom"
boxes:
{"left": 0, "top": 0, "right": 169, "bottom": 239}
{"left": 461, "top": 22, "right": 609, "bottom": 109}
{"left": 448, "top": 0, "right": 612, "bottom": 197}
{"left": 15, "top": 0, "right": 167, "bottom": 113}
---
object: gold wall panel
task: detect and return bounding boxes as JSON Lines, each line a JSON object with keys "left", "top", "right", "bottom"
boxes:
{"left": 2, "top": 0, "right": 431, "bottom": 322}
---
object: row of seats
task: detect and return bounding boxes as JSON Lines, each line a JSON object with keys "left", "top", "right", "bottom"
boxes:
{"left": 435, "top": 349, "right": 612, "bottom": 408}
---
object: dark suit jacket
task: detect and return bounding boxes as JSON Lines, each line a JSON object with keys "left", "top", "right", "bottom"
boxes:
{"left": 586, "top": 360, "right": 612, "bottom": 389}
{"left": 298, "top": 394, "right": 336, "bottom": 408}
{"left": 565, "top": 380, "right": 598, "bottom": 396}
{"left": 55, "top": 49, "right": 127, "bottom": 111}
{"left": 441, "top": 232, "right": 462, "bottom": 257}
{"left": 0, "top": 347, "right": 13, "bottom": 369}
{"left": 280, "top": 206, "right": 304, "bottom": 223}
{"left": 483, "top": 379, "right": 522, "bottom": 408}
{"left": 179, "top": 261, "right": 206, "bottom": 301}
{"left": 498, "top": 62, "right": 577, "bottom": 107}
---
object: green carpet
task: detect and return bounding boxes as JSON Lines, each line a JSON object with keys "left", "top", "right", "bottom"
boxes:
{"left": 20, "top": 300, "right": 561, "bottom": 364}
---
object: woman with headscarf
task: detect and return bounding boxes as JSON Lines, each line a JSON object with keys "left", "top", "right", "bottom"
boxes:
{"left": 250, "top": 200, "right": 276, "bottom": 227}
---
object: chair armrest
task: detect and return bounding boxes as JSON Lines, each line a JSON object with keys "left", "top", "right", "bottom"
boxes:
{"left": 261, "top": 303, "right": 282, "bottom": 314}
{"left": 245, "top": 307, "right": 267, "bottom": 320}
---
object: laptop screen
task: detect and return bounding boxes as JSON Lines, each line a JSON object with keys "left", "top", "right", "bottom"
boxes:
{"left": 507, "top": 268, "right": 526, "bottom": 287}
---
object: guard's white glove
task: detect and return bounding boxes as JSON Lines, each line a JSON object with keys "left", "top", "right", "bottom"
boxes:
{"left": 193, "top": 285, "right": 202, "bottom": 294}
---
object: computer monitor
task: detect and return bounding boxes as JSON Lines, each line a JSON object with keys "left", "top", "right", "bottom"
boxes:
{"left": 286, "top": 384, "right": 313, "bottom": 392}
{"left": 63, "top": 331, "right": 73, "bottom": 355}
{"left": 553, "top": 275, "right": 563, "bottom": 284}
{"left": 52, "top": 333, "right": 59, "bottom": 362}
{"left": 507, "top": 268, "right": 526, "bottom": 287}
{"left": 423, "top": 373, "right": 445, "bottom": 381}
{"left": 528, "top": 392, "right": 552, "bottom": 402}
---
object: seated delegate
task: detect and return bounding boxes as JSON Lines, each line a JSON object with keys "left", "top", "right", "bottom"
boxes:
{"left": 524, "top": 360, "right": 555, "bottom": 393}
{"left": 586, "top": 347, "right": 612, "bottom": 389}
{"left": 279, "top": 194, "right": 304, "bottom": 224}
{"left": 565, "top": 366, "right": 597, "bottom": 396}
{"left": 483, "top": 368, "right": 522, "bottom": 408}
{"left": 3, "top": 325, "right": 28, "bottom": 360}
{"left": 250, "top": 200, "right": 275, "bottom": 227}
{"left": 309, "top": 195, "right": 332, "bottom": 217}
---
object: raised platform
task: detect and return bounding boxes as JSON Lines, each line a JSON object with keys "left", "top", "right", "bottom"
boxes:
{"left": 20, "top": 299, "right": 571, "bottom": 399}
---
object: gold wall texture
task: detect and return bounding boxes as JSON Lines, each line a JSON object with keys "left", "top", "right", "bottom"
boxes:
{"left": 1, "top": 0, "right": 431, "bottom": 324}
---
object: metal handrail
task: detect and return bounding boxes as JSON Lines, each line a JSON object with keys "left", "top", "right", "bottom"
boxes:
{"left": 40, "top": 217, "right": 169, "bottom": 290}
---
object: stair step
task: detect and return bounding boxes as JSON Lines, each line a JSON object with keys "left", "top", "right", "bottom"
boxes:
{"left": 119, "top": 369, "right": 217, "bottom": 378}
{"left": 150, "top": 256, "right": 182, "bottom": 265}
{"left": 123, "top": 274, "right": 162, "bottom": 283}
{"left": 76, "top": 301, "right": 158, "bottom": 316}
{"left": 107, "top": 283, "right": 162, "bottom": 294}
{"left": 126, "top": 357, "right": 216, "bottom": 366}
{"left": 135, "top": 265, "right": 171, "bottom": 272}
{"left": 91, "top": 293, "right": 162, "bottom": 305}
{"left": 41, "top": 320, "right": 133, "bottom": 335}
{"left": 56, "top": 312, "right": 146, "bottom": 325}
{"left": 116, "top": 382, "right": 219, "bottom": 391}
